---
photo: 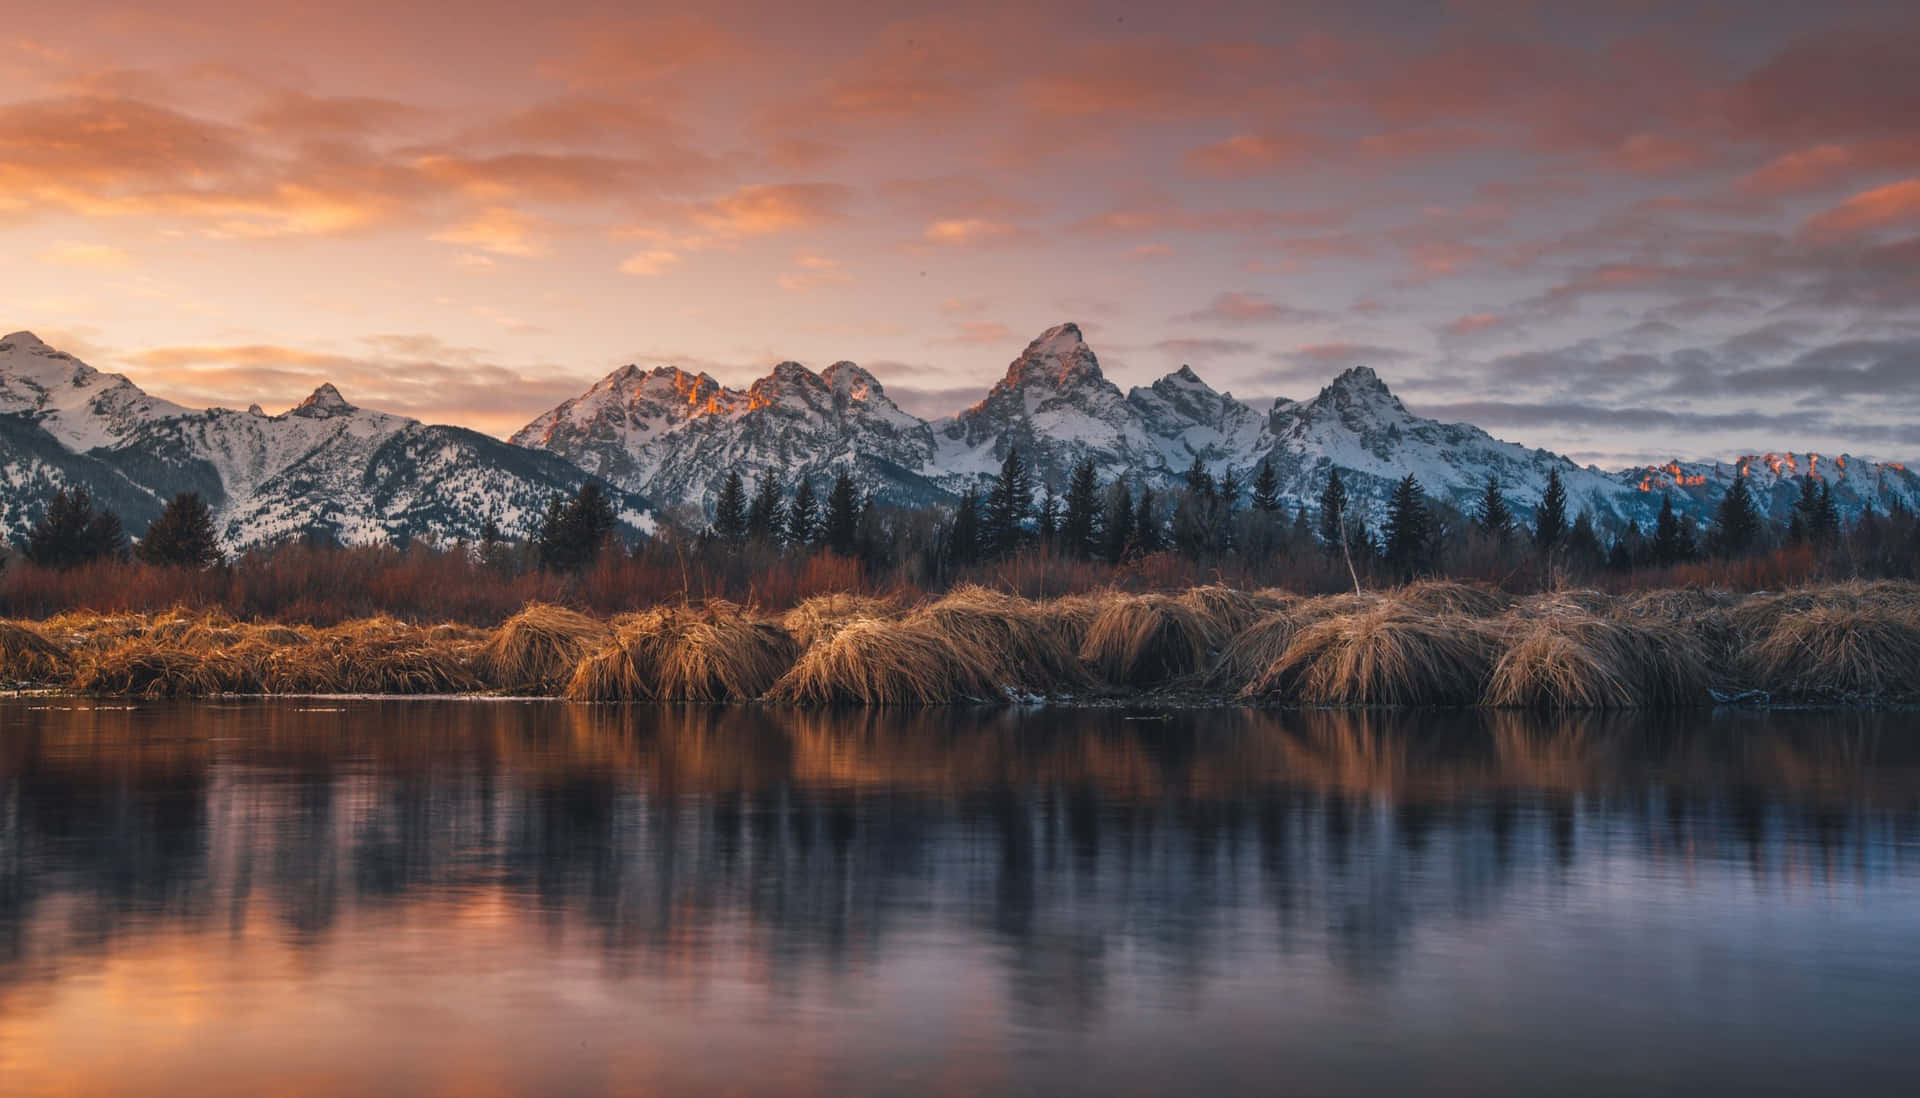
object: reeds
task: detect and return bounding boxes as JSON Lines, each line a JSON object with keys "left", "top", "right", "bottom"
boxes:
{"left": 1739, "top": 606, "right": 1920, "bottom": 702}
{"left": 1178, "top": 584, "right": 1290, "bottom": 637}
{"left": 1079, "top": 594, "right": 1215, "bottom": 687}
{"left": 1393, "top": 580, "right": 1514, "bottom": 618}
{"left": 780, "top": 592, "right": 900, "bottom": 649}
{"left": 0, "top": 621, "right": 65, "bottom": 684}
{"left": 912, "top": 586, "right": 1087, "bottom": 693}
{"left": 481, "top": 603, "right": 607, "bottom": 693}
{"left": 566, "top": 604, "right": 800, "bottom": 702}
{"left": 12, "top": 581, "right": 1920, "bottom": 707}
{"left": 1485, "top": 611, "right": 1711, "bottom": 709}
{"left": 765, "top": 617, "right": 999, "bottom": 705}
{"left": 1245, "top": 606, "right": 1502, "bottom": 706}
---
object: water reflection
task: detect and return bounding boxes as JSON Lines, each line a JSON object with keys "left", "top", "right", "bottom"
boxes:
{"left": 2, "top": 701, "right": 1919, "bottom": 1096}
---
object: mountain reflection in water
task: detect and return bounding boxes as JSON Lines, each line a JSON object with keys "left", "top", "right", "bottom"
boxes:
{"left": 2, "top": 700, "right": 1918, "bottom": 1097}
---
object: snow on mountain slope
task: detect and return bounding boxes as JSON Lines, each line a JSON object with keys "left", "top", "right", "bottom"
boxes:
{"left": 1256, "top": 366, "right": 1648, "bottom": 526}
{"left": 0, "top": 333, "right": 650, "bottom": 550}
{"left": 1618, "top": 453, "right": 1920, "bottom": 525}
{"left": 0, "top": 331, "right": 188, "bottom": 451}
{"left": 513, "top": 358, "right": 943, "bottom": 517}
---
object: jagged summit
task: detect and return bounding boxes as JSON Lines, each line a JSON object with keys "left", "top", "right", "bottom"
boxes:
{"left": 0, "top": 333, "right": 649, "bottom": 550}
{"left": 292, "top": 383, "right": 355, "bottom": 417}
{"left": 997, "top": 321, "right": 1102, "bottom": 391}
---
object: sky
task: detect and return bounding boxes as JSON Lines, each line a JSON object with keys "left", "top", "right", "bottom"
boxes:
{"left": 1, "top": 0, "right": 1917, "bottom": 467}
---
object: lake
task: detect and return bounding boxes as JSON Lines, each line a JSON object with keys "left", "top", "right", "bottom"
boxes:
{"left": 2, "top": 699, "right": 1918, "bottom": 1096}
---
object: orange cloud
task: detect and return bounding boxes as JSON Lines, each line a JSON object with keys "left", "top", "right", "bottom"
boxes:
{"left": 1183, "top": 133, "right": 1321, "bottom": 178}
{"left": 618, "top": 250, "right": 681, "bottom": 276}
{"left": 36, "top": 240, "right": 134, "bottom": 269}
{"left": 1800, "top": 179, "right": 1920, "bottom": 241}
{"left": 923, "top": 217, "right": 1017, "bottom": 246}
{"left": 431, "top": 207, "right": 548, "bottom": 256}
{"left": 683, "top": 183, "right": 853, "bottom": 238}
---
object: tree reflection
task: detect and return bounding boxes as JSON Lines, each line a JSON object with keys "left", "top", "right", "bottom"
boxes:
{"left": 0, "top": 699, "right": 1918, "bottom": 1021}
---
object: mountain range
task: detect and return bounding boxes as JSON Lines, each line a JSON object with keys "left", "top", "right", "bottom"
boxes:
{"left": 4, "top": 324, "right": 1916, "bottom": 551}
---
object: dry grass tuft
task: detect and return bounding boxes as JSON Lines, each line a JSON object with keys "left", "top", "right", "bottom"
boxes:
{"left": 765, "top": 617, "right": 999, "bottom": 705}
{"left": 781, "top": 593, "right": 901, "bottom": 649}
{"left": 1079, "top": 594, "right": 1215, "bottom": 687}
{"left": 568, "top": 605, "right": 799, "bottom": 702}
{"left": 73, "top": 640, "right": 234, "bottom": 698}
{"left": 1739, "top": 606, "right": 1920, "bottom": 702}
{"left": 1486, "top": 611, "right": 1711, "bottom": 709}
{"left": 1246, "top": 607, "right": 1502, "bottom": 706}
{"left": 1036, "top": 593, "right": 1109, "bottom": 652}
{"left": 1179, "top": 584, "right": 1290, "bottom": 637}
{"left": 1209, "top": 609, "right": 1306, "bottom": 693}
{"left": 1392, "top": 580, "right": 1515, "bottom": 618}
{"left": 913, "top": 586, "right": 1087, "bottom": 693}
{"left": 1511, "top": 589, "right": 1617, "bottom": 619}
{"left": 1, "top": 621, "right": 66, "bottom": 684}
{"left": 481, "top": 603, "right": 607, "bottom": 693}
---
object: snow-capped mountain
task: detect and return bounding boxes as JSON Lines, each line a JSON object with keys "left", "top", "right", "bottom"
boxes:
{"left": 513, "top": 322, "right": 1920, "bottom": 532}
{"left": 512, "top": 358, "right": 945, "bottom": 517}
{"left": 0, "top": 332, "right": 650, "bottom": 550}
{"left": 1618, "top": 453, "right": 1920, "bottom": 526}
{"left": 8, "top": 323, "right": 1916, "bottom": 552}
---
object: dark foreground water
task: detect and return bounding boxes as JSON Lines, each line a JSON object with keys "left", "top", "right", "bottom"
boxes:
{"left": 3, "top": 701, "right": 1920, "bottom": 1097}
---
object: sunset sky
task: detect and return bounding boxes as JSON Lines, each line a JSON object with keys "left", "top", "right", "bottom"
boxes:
{"left": 2, "top": 0, "right": 1917, "bottom": 465}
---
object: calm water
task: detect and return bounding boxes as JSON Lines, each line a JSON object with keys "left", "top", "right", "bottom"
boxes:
{"left": 3, "top": 701, "right": 1919, "bottom": 1096}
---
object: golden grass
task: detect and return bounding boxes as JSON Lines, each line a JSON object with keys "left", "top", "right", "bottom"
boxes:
{"left": 765, "top": 616, "right": 1000, "bottom": 705}
{"left": 1392, "top": 580, "right": 1515, "bottom": 618}
{"left": 1486, "top": 611, "right": 1711, "bottom": 709}
{"left": 780, "top": 592, "right": 901, "bottom": 649}
{"left": 481, "top": 603, "right": 607, "bottom": 693}
{"left": 567, "top": 604, "right": 800, "bottom": 702}
{"left": 1246, "top": 607, "right": 1502, "bottom": 706}
{"left": 1178, "top": 584, "right": 1290, "bottom": 637}
{"left": 1739, "top": 606, "right": 1920, "bottom": 702}
{"left": 73, "top": 640, "right": 237, "bottom": 698}
{"left": 912, "top": 585, "right": 1087, "bottom": 693}
{"left": 1079, "top": 594, "right": 1215, "bottom": 687}
{"left": 1210, "top": 610, "right": 1305, "bottom": 694}
{"left": 1036, "top": 593, "right": 1108, "bottom": 652}
{"left": 0, "top": 621, "right": 66, "bottom": 684}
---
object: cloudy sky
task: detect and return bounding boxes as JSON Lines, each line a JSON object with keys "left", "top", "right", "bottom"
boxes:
{"left": 2, "top": 0, "right": 1916, "bottom": 465}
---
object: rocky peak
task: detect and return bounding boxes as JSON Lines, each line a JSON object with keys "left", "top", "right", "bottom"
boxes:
{"left": 997, "top": 322, "right": 1103, "bottom": 392}
{"left": 0, "top": 329, "right": 93, "bottom": 384}
{"left": 292, "top": 383, "right": 355, "bottom": 417}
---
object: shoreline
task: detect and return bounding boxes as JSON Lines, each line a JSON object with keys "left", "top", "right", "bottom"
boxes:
{"left": 5, "top": 580, "right": 1918, "bottom": 710}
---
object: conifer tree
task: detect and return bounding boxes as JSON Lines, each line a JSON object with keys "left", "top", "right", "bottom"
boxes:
{"left": 948, "top": 485, "right": 982, "bottom": 566}
{"left": 982, "top": 446, "right": 1034, "bottom": 556}
{"left": 1184, "top": 455, "right": 1215, "bottom": 499}
{"left": 1567, "top": 511, "right": 1605, "bottom": 571}
{"left": 747, "top": 475, "right": 785, "bottom": 545}
{"left": 1475, "top": 473, "right": 1514, "bottom": 543}
{"left": 787, "top": 479, "right": 819, "bottom": 548}
{"left": 1710, "top": 473, "right": 1761, "bottom": 557}
{"left": 1251, "top": 459, "right": 1281, "bottom": 513}
{"left": 1317, "top": 468, "right": 1347, "bottom": 552}
{"left": 1813, "top": 479, "right": 1841, "bottom": 547}
{"left": 25, "top": 487, "right": 126, "bottom": 569}
{"left": 1382, "top": 474, "right": 1429, "bottom": 580}
{"left": 1290, "top": 503, "right": 1313, "bottom": 551}
{"left": 1035, "top": 482, "right": 1059, "bottom": 547}
{"left": 136, "top": 492, "right": 222, "bottom": 568}
{"left": 1534, "top": 467, "right": 1567, "bottom": 552}
{"left": 1133, "top": 486, "right": 1162, "bottom": 555}
{"left": 1102, "top": 479, "right": 1134, "bottom": 564}
{"left": 537, "top": 483, "right": 617, "bottom": 571}
{"left": 1651, "top": 493, "right": 1691, "bottom": 565}
{"left": 1061, "top": 459, "right": 1100, "bottom": 560}
{"left": 713, "top": 471, "right": 749, "bottom": 549}
{"left": 823, "top": 469, "right": 861, "bottom": 555}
